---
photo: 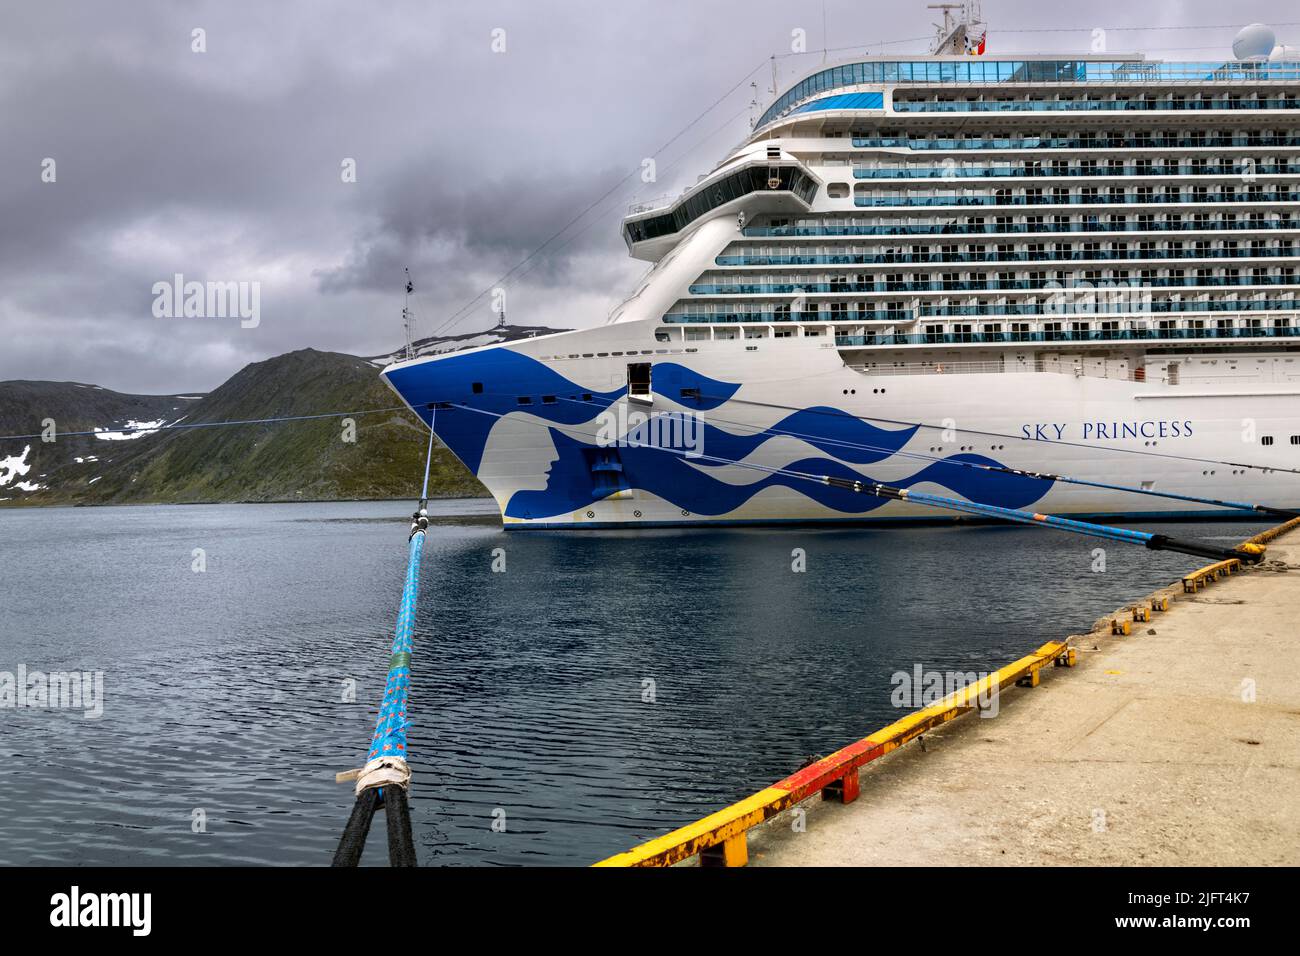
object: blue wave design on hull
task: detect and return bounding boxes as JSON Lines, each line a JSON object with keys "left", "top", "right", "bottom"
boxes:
{"left": 384, "top": 349, "right": 740, "bottom": 472}
{"left": 504, "top": 429, "right": 1052, "bottom": 519}
{"left": 384, "top": 347, "right": 1055, "bottom": 521}
{"left": 622, "top": 408, "right": 917, "bottom": 467}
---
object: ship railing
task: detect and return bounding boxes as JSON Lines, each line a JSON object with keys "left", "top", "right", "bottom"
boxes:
{"left": 714, "top": 249, "right": 1298, "bottom": 267}
{"left": 842, "top": 359, "right": 1141, "bottom": 382}
{"left": 852, "top": 192, "right": 1300, "bottom": 208}
{"left": 852, "top": 163, "right": 1300, "bottom": 179}
{"left": 893, "top": 97, "right": 1300, "bottom": 114}
{"left": 832, "top": 326, "right": 1300, "bottom": 346}
{"left": 627, "top": 194, "right": 677, "bottom": 215}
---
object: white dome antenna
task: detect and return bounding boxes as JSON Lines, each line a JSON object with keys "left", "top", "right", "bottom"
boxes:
{"left": 1233, "top": 23, "right": 1276, "bottom": 61}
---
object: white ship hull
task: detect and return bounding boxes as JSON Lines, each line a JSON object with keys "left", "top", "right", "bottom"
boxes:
{"left": 382, "top": 325, "right": 1300, "bottom": 527}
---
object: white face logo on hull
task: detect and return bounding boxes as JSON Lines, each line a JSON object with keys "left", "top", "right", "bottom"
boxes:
{"left": 476, "top": 415, "right": 562, "bottom": 508}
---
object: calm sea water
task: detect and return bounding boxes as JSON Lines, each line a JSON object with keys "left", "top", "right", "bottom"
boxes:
{"left": 0, "top": 500, "right": 1270, "bottom": 866}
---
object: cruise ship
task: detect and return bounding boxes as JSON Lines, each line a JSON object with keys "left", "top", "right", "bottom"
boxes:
{"left": 383, "top": 13, "right": 1300, "bottom": 528}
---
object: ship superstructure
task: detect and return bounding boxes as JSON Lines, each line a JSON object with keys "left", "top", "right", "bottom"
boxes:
{"left": 383, "top": 18, "right": 1300, "bottom": 528}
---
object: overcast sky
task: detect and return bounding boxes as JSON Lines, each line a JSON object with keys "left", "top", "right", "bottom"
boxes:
{"left": 1, "top": 0, "right": 1295, "bottom": 393}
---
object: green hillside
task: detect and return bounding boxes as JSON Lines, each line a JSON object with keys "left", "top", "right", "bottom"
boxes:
{"left": 0, "top": 349, "right": 485, "bottom": 506}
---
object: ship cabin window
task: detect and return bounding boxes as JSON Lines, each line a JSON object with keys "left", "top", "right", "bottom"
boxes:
{"left": 655, "top": 331, "right": 671, "bottom": 342}
{"left": 1290, "top": 436, "right": 1300, "bottom": 445}
{"left": 472, "top": 382, "right": 484, "bottom": 394}
{"left": 516, "top": 396, "right": 533, "bottom": 406}
{"left": 627, "top": 363, "right": 652, "bottom": 400}
{"left": 774, "top": 327, "right": 794, "bottom": 338}
{"left": 1261, "top": 436, "right": 1274, "bottom": 446}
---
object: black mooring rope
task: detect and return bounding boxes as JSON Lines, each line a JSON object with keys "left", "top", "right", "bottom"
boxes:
{"left": 384, "top": 787, "right": 418, "bottom": 867}
{"left": 332, "top": 786, "right": 380, "bottom": 868}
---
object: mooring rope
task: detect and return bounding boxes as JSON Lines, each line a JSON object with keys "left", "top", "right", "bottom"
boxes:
{"left": 331, "top": 412, "right": 435, "bottom": 867}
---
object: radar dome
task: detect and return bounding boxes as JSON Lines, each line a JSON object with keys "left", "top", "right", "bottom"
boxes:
{"left": 1233, "top": 23, "right": 1276, "bottom": 60}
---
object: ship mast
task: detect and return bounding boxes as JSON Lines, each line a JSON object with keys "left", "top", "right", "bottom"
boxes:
{"left": 928, "top": 1, "right": 984, "bottom": 55}
{"left": 402, "top": 268, "right": 416, "bottom": 361}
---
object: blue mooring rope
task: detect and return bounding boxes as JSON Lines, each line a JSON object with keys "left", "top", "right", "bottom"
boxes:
{"left": 367, "top": 531, "right": 423, "bottom": 766}
{"left": 333, "top": 416, "right": 436, "bottom": 867}
{"left": 369, "top": 418, "right": 436, "bottom": 767}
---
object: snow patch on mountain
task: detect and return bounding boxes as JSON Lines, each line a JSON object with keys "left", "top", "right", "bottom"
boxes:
{"left": 0, "top": 445, "right": 33, "bottom": 487}
{"left": 94, "top": 419, "right": 167, "bottom": 440}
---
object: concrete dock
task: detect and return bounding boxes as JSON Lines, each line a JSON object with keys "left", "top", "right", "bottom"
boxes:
{"left": 744, "top": 526, "right": 1300, "bottom": 867}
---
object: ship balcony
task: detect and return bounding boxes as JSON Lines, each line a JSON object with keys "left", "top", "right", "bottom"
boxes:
{"left": 852, "top": 163, "right": 1300, "bottom": 179}
{"left": 663, "top": 298, "right": 1299, "bottom": 324}
{"left": 849, "top": 133, "right": 1300, "bottom": 150}
{"left": 833, "top": 324, "right": 1300, "bottom": 348}
{"left": 688, "top": 276, "right": 1299, "bottom": 296}
{"left": 713, "top": 248, "right": 1298, "bottom": 267}
{"left": 663, "top": 309, "right": 912, "bottom": 324}
{"left": 892, "top": 96, "right": 1300, "bottom": 114}
{"left": 738, "top": 219, "right": 1299, "bottom": 238}
{"left": 917, "top": 298, "right": 1298, "bottom": 318}
{"left": 852, "top": 191, "right": 1300, "bottom": 208}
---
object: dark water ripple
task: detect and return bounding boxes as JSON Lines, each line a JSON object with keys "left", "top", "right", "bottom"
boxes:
{"left": 0, "top": 500, "right": 1270, "bottom": 865}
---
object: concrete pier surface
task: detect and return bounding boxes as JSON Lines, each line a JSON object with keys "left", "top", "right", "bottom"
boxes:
{"left": 747, "top": 528, "right": 1300, "bottom": 867}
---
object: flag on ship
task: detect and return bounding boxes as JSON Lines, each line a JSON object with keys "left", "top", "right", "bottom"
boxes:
{"left": 967, "top": 30, "right": 987, "bottom": 55}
